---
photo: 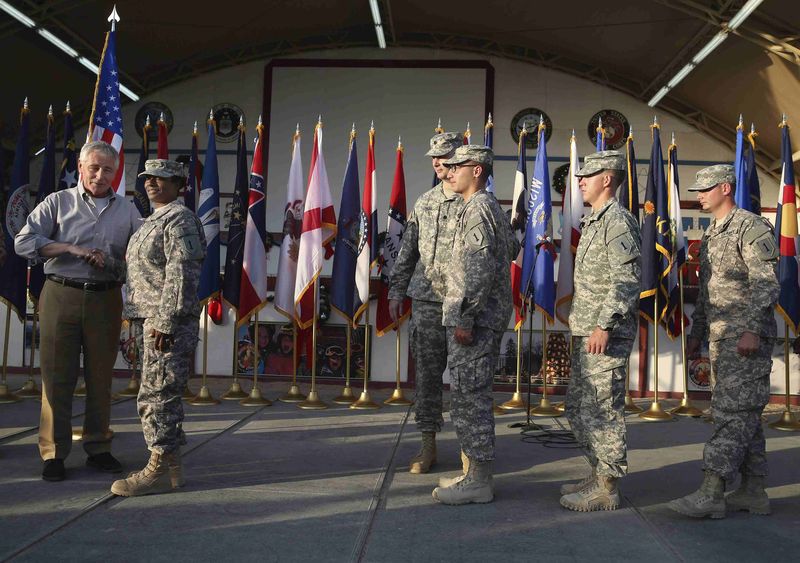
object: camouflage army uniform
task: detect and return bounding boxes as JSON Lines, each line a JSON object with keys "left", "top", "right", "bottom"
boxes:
{"left": 125, "top": 200, "right": 206, "bottom": 454}
{"left": 389, "top": 181, "right": 463, "bottom": 433}
{"left": 442, "top": 190, "right": 516, "bottom": 462}
{"left": 566, "top": 197, "right": 641, "bottom": 478}
{"left": 689, "top": 207, "right": 779, "bottom": 482}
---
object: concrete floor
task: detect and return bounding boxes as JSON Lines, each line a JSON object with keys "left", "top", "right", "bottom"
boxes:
{"left": 1, "top": 373, "right": 799, "bottom": 562}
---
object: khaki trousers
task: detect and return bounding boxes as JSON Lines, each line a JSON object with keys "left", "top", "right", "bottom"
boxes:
{"left": 38, "top": 279, "right": 122, "bottom": 460}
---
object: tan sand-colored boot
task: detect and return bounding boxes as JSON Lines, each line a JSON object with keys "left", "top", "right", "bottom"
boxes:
{"left": 125, "top": 447, "right": 185, "bottom": 488}
{"left": 726, "top": 474, "right": 770, "bottom": 515}
{"left": 438, "top": 450, "right": 471, "bottom": 487}
{"left": 560, "top": 474, "right": 620, "bottom": 512}
{"left": 111, "top": 451, "right": 183, "bottom": 497}
{"left": 409, "top": 432, "right": 437, "bottom": 474}
{"left": 668, "top": 471, "right": 726, "bottom": 519}
{"left": 432, "top": 460, "right": 494, "bottom": 505}
{"left": 560, "top": 465, "right": 597, "bottom": 495}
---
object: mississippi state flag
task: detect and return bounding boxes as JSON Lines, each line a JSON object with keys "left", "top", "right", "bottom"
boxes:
{"left": 294, "top": 120, "right": 336, "bottom": 329}
{"left": 238, "top": 119, "right": 270, "bottom": 323}
{"left": 354, "top": 124, "right": 378, "bottom": 323}
{"left": 376, "top": 139, "right": 411, "bottom": 336}
{"left": 88, "top": 26, "right": 125, "bottom": 196}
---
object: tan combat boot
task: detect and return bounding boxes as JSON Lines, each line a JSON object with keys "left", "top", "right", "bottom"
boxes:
{"left": 560, "top": 465, "right": 597, "bottom": 495}
{"left": 726, "top": 474, "right": 770, "bottom": 515}
{"left": 110, "top": 451, "right": 183, "bottom": 497}
{"left": 668, "top": 471, "right": 726, "bottom": 519}
{"left": 125, "top": 447, "right": 185, "bottom": 488}
{"left": 409, "top": 432, "right": 437, "bottom": 474}
{"left": 560, "top": 474, "right": 620, "bottom": 512}
{"left": 438, "top": 450, "right": 471, "bottom": 487}
{"left": 432, "top": 460, "right": 494, "bottom": 505}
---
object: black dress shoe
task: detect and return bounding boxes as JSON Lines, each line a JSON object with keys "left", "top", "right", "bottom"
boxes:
{"left": 42, "top": 459, "right": 65, "bottom": 481}
{"left": 86, "top": 452, "right": 123, "bottom": 473}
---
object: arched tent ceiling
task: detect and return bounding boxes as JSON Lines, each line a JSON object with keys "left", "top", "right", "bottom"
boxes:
{"left": 0, "top": 0, "right": 797, "bottom": 178}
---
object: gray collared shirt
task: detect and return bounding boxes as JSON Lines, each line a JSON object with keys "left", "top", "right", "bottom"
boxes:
{"left": 15, "top": 183, "right": 141, "bottom": 282}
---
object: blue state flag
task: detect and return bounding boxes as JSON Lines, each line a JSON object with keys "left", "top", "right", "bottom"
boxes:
{"left": 222, "top": 124, "right": 249, "bottom": 313}
{"left": 733, "top": 120, "right": 752, "bottom": 211}
{"left": 0, "top": 102, "right": 31, "bottom": 321}
{"left": 29, "top": 109, "right": 57, "bottom": 305}
{"left": 639, "top": 123, "right": 670, "bottom": 323}
{"left": 57, "top": 104, "right": 77, "bottom": 191}
{"left": 521, "top": 123, "right": 555, "bottom": 323}
{"left": 331, "top": 134, "right": 361, "bottom": 322}
{"left": 619, "top": 132, "right": 639, "bottom": 222}
{"left": 745, "top": 128, "right": 761, "bottom": 214}
{"left": 198, "top": 117, "right": 221, "bottom": 304}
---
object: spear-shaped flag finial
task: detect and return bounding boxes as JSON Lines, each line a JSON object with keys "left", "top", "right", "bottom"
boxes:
{"left": 66, "top": 100, "right": 71, "bottom": 112}
{"left": 208, "top": 108, "right": 214, "bottom": 121}
{"left": 108, "top": 5, "right": 120, "bottom": 31}
{"left": 145, "top": 115, "right": 151, "bottom": 127}
{"left": 23, "top": 97, "right": 28, "bottom": 110}
{"left": 159, "top": 111, "right": 165, "bottom": 123}
{"left": 193, "top": 120, "right": 198, "bottom": 135}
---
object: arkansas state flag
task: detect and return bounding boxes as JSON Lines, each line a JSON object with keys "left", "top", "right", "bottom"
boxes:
{"left": 294, "top": 120, "right": 336, "bottom": 329}
{"left": 376, "top": 139, "right": 411, "bottom": 336}
{"left": 354, "top": 124, "right": 378, "bottom": 324}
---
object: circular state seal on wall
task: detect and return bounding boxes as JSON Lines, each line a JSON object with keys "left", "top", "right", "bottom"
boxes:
{"left": 587, "top": 109, "right": 630, "bottom": 150}
{"left": 134, "top": 101, "right": 174, "bottom": 141}
{"left": 552, "top": 163, "right": 570, "bottom": 195}
{"left": 5, "top": 184, "right": 33, "bottom": 237}
{"left": 510, "top": 108, "right": 552, "bottom": 150}
{"left": 212, "top": 103, "right": 245, "bottom": 143}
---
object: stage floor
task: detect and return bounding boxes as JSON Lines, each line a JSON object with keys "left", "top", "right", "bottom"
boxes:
{"left": 1, "top": 374, "right": 799, "bottom": 562}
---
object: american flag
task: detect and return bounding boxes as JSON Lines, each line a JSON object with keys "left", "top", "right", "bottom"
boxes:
{"left": 88, "top": 26, "right": 125, "bottom": 196}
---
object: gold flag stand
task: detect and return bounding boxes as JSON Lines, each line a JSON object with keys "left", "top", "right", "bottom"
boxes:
{"left": 640, "top": 294, "right": 672, "bottom": 421}
{"left": 73, "top": 377, "right": 87, "bottom": 396}
{"left": 117, "top": 321, "right": 141, "bottom": 397}
{"left": 769, "top": 323, "right": 800, "bottom": 431}
{"left": 222, "top": 313, "right": 249, "bottom": 400}
{"left": 384, "top": 328, "right": 411, "bottom": 406}
{"left": 17, "top": 310, "right": 41, "bottom": 399}
{"left": 188, "top": 304, "right": 220, "bottom": 405}
{"left": 279, "top": 322, "right": 306, "bottom": 402}
{"left": 0, "top": 306, "right": 21, "bottom": 403}
{"left": 500, "top": 325, "right": 527, "bottom": 410}
{"left": 351, "top": 305, "right": 380, "bottom": 410}
{"left": 241, "top": 310, "right": 272, "bottom": 406}
{"left": 670, "top": 272, "right": 702, "bottom": 416}
{"left": 298, "top": 280, "right": 328, "bottom": 409}
{"left": 530, "top": 315, "right": 561, "bottom": 417}
{"left": 333, "top": 323, "right": 356, "bottom": 404}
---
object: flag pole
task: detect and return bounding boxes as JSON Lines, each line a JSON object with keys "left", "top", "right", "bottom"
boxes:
{"left": 351, "top": 302, "right": 380, "bottom": 409}
{"left": 530, "top": 314, "right": 561, "bottom": 417}
{"left": 241, "top": 310, "right": 272, "bottom": 406}
{"left": 17, "top": 310, "right": 41, "bottom": 398}
{"left": 222, "top": 315, "right": 248, "bottom": 400}
{"left": 117, "top": 321, "right": 141, "bottom": 397}
{"left": 0, "top": 306, "right": 21, "bottom": 403}
{"left": 384, "top": 327, "right": 412, "bottom": 406}
{"left": 188, "top": 305, "right": 220, "bottom": 405}
{"left": 623, "top": 356, "right": 642, "bottom": 413}
{"left": 279, "top": 322, "right": 306, "bottom": 402}
{"left": 298, "top": 279, "right": 328, "bottom": 409}
{"left": 333, "top": 323, "right": 356, "bottom": 404}
{"left": 670, "top": 270, "right": 702, "bottom": 416}
{"left": 500, "top": 325, "right": 527, "bottom": 410}
{"left": 639, "top": 293, "right": 672, "bottom": 420}
{"left": 768, "top": 322, "right": 800, "bottom": 431}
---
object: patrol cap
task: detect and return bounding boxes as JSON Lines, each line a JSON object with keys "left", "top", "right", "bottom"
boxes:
{"left": 688, "top": 164, "right": 736, "bottom": 192}
{"left": 442, "top": 144, "right": 494, "bottom": 168}
{"left": 425, "top": 132, "right": 461, "bottom": 157}
{"left": 137, "top": 159, "right": 188, "bottom": 179}
{"left": 575, "top": 150, "right": 626, "bottom": 177}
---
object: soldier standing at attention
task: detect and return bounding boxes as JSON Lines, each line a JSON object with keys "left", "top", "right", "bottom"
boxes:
{"left": 669, "top": 164, "right": 778, "bottom": 519}
{"left": 388, "top": 132, "right": 463, "bottom": 474}
{"left": 111, "top": 159, "right": 206, "bottom": 497}
{"left": 431, "top": 145, "right": 516, "bottom": 505}
{"left": 560, "top": 150, "right": 641, "bottom": 512}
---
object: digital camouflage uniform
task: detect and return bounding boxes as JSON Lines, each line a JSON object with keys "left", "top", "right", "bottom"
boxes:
{"left": 389, "top": 133, "right": 463, "bottom": 434}
{"left": 567, "top": 180, "right": 641, "bottom": 478}
{"left": 442, "top": 185, "right": 516, "bottom": 463}
{"left": 689, "top": 205, "right": 778, "bottom": 482}
{"left": 125, "top": 197, "right": 206, "bottom": 454}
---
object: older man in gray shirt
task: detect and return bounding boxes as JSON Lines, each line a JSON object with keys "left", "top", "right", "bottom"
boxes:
{"left": 16, "top": 140, "right": 140, "bottom": 481}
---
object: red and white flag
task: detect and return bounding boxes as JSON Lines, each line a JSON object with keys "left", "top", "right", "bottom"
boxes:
{"left": 354, "top": 124, "right": 378, "bottom": 323}
{"left": 293, "top": 120, "right": 337, "bottom": 329}
{"left": 555, "top": 132, "right": 584, "bottom": 325}
{"left": 274, "top": 126, "right": 304, "bottom": 319}
{"left": 376, "top": 138, "right": 411, "bottom": 336}
{"left": 509, "top": 127, "right": 528, "bottom": 328}
{"left": 238, "top": 118, "right": 269, "bottom": 323}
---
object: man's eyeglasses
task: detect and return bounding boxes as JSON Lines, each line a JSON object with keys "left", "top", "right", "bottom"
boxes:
{"left": 448, "top": 163, "right": 479, "bottom": 171}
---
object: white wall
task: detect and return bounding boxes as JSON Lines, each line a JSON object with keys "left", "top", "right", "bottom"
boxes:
{"left": 5, "top": 46, "right": 792, "bottom": 394}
